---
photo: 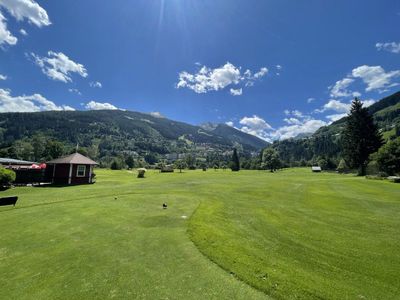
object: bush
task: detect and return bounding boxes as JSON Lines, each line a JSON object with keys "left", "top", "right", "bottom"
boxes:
{"left": 337, "top": 159, "right": 348, "bottom": 173}
{"left": 137, "top": 168, "right": 146, "bottom": 178}
{"left": 110, "top": 159, "right": 124, "bottom": 170}
{"left": 0, "top": 168, "right": 16, "bottom": 187}
{"left": 366, "top": 175, "right": 386, "bottom": 180}
{"left": 375, "top": 137, "right": 400, "bottom": 175}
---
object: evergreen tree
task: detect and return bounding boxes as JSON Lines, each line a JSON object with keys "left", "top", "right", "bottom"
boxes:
{"left": 230, "top": 148, "right": 240, "bottom": 171}
{"left": 341, "top": 98, "right": 383, "bottom": 175}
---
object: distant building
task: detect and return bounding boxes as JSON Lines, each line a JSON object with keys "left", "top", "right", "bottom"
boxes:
{"left": 312, "top": 166, "right": 322, "bottom": 172}
{"left": 0, "top": 158, "right": 36, "bottom": 169}
{"left": 46, "top": 153, "right": 98, "bottom": 185}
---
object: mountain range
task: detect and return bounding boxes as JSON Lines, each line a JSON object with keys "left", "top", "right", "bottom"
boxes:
{"left": 0, "top": 91, "right": 399, "bottom": 166}
{"left": 0, "top": 109, "right": 268, "bottom": 163}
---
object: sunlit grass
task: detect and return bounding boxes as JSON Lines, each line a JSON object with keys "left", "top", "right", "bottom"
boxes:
{"left": 0, "top": 168, "right": 399, "bottom": 299}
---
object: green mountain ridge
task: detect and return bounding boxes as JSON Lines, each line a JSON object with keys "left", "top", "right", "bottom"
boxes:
{"left": 0, "top": 109, "right": 268, "bottom": 163}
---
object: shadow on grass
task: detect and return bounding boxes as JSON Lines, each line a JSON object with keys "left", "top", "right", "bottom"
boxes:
{"left": 32, "top": 183, "right": 95, "bottom": 188}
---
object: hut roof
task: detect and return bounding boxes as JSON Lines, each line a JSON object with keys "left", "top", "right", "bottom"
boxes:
{"left": 312, "top": 166, "right": 322, "bottom": 171}
{"left": 47, "top": 153, "right": 98, "bottom": 165}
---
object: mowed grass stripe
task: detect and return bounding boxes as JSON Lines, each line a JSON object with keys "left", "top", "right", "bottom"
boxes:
{"left": 188, "top": 169, "right": 400, "bottom": 299}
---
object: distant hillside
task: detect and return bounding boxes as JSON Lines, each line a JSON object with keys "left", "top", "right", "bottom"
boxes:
{"left": 201, "top": 123, "right": 268, "bottom": 150}
{"left": 0, "top": 109, "right": 268, "bottom": 163}
{"left": 269, "top": 91, "right": 400, "bottom": 165}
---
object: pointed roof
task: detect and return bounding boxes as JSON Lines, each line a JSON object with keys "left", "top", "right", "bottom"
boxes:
{"left": 47, "top": 153, "right": 98, "bottom": 165}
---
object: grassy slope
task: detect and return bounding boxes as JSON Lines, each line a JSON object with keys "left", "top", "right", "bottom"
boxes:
{"left": 189, "top": 169, "right": 400, "bottom": 299}
{"left": 0, "top": 169, "right": 399, "bottom": 299}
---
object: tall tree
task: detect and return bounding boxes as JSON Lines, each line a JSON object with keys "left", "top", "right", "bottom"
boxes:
{"left": 174, "top": 159, "right": 186, "bottom": 173}
{"left": 44, "top": 140, "right": 65, "bottom": 160}
{"left": 261, "top": 148, "right": 281, "bottom": 172}
{"left": 230, "top": 148, "right": 240, "bottom": 171}
{"left": 341, "top": 98, "right": 383, "bottom": 175}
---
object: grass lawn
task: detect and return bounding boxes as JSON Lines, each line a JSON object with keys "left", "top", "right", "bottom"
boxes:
{"left": 0, "top": 169, "right": 399, "bottom": 299}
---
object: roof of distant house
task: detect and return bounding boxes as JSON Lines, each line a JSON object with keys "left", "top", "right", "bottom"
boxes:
{"left": 47, "top": 153, "right": 98, "bottom": 165}
{"left": 0, "top": 158, "right": 36, "bottom": 165}
{"left": 312, "top": 166, "right": 322, "bottom": 170}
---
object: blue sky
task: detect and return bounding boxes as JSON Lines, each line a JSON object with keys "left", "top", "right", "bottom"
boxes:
{"left": 0, "top": 0, "right": 399, "bottom": 141}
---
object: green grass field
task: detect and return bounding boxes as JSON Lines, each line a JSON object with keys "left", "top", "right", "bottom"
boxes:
{"left": 0, "top": 169, "right": 399, "bottom": 299}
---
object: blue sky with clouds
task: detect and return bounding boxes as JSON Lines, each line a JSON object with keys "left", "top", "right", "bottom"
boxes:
{"left": 0, "top": 0, "right": 399, "bottom": 141}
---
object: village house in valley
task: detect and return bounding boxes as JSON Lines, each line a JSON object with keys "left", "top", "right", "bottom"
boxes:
{"left": 46, "top": 153, "right": 98, "bottom": 185}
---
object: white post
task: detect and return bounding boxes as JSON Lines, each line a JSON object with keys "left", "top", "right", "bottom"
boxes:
{"left": 68, "top": 164, "right": 72, "bottom": 184}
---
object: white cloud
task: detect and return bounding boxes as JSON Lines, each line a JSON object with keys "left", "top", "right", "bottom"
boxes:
{"left": 307, "top": 97, "right": 315, "bottom": 103}
{"left": 376, "top": 42, "right": 400, "bottom": 54}
{"left": 0, "top": 88, "right": 74, "bottom": 112}
{"left": 0, "top": 12, "right": 17, "bottom": 46}
{"left": 321, "top": 99, "right": 351, "bottom": 113}
{"left": 239, "top": 115, "right": 272, "bottom": 141}
{"left": 352, "top": 91, "right": 362, "bottom": 97}
{"left": 0, "top": 0, "right": 51, "bottom": 27}
{"left": 0, "top": 0, "right": 50, "bottom": 46}
{"left": 19, "top": 28, "right": 27, "bottom": 35}
{"left": 149, "top": 111, "right": 164, "bottom": 118}
{"left": 329, "top": 78, "right": 354, "bottom": 98}
{"left": 237, "top": 113, "right": 327, "bottom": 141}
{"left": 284, "top": 109, "right": 304, "bottom": 118}
{"left": 362, "top": 99, "right": 376, "bottom": 107}
{"left": 68, "top": 88, "right": 81, "bottom": 95}
{"left": 284, "top": 117, "right": 302, "bottom": 125}
{"left": 276, "top": 65, "right": 282, "bottom": 70}
{"left": 324, "top": 99, "right": 374, "bottom": 122}
{"left": 176, "top": 62, "right": 268, "bottom": 95}
{"left": 230, "top": 88, "right": 242, "bottom": 96}
{"left": 30, "top": 51, "right": 88, "bottom": 83}
{"left": 62, "top": 105, "right": 75, "bottom": 111}
{"left": 0, "top": 74, "right": 6, "bottom": 80}
{"left": 89, "top": 81, "right": 102, "bottom": 88}
{"left": 317, "top": 98, "right": 375, "bottom": 116}
{"left": 253, "top": 67, "right": 268, "bottom": 79}
{"left": 225, "top": 121, "right": 234, "bottom": 127}
{"left": 351, "top": 65, "right": 400, "bottom": 92}
{"left": 85, "top": 101, "right": 118, "bottom": 110}
{"left": 270, "top": 119, "right": 327, "bottom": 140}
{"left": 326, "top": 113, "right": 347, "bottom": 122}
{"left": 240, "top": 115, "right": 272, "bottom": 130}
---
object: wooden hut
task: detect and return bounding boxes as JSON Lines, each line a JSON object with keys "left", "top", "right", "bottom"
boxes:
{"left": 46, "top": 153, "right": 98, "bottom": 185}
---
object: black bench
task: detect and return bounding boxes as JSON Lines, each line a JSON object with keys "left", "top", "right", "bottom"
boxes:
{"left": 0, "top": 196, "right": 18, "bottom": 207}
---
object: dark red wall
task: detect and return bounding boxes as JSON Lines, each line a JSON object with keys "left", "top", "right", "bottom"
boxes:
{"left": 49, "top": 164, "right": 92, "bottom": 185}
{"left": 71, "top": 164, "right": 91, "bottom": 185}
{"left": 53, "top": 164, "right": 70, "bottom": 184}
